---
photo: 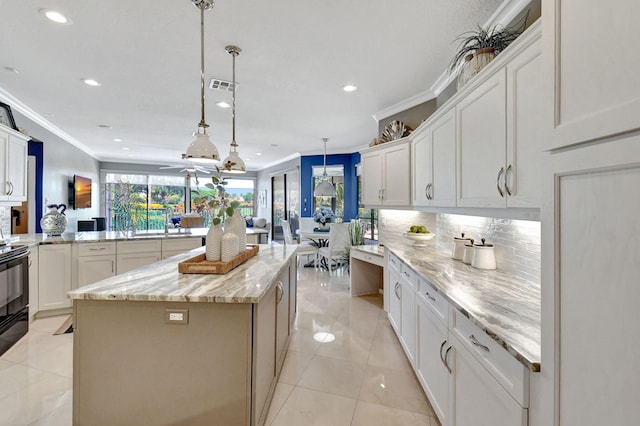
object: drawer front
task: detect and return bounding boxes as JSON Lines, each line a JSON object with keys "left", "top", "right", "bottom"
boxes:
{"left": 399, "top": 264, "right": 416, "bottom": 285}
{"left": 351, "top": 249, "right": 385, "bottom": 267}
{"left": 388, "top": 252, "right": 401, "bottom": 272}
{"left": 417, "top": 277, "right": 449, "bottom": 326}
{"left": 452, "top": 309, "right": 529, "bottom": 407}
{"left": 117, "top": 239, "right": 162, "bottom": 254}
{"left": 161, "top": 238, "right": 202, "bottom": 252}
{"left": 77, "top": 242, "right": 116, "bottom": 257}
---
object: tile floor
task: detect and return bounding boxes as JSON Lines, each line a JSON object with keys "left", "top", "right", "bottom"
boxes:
{"left": 0, "top": 265, "right": 439, "bottom": 425}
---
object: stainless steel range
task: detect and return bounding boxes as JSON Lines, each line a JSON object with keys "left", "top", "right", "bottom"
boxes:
{"left": 0, "top": 245, "right": 29, "bottom": 355}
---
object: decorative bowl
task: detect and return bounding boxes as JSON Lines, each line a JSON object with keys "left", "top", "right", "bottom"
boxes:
{"left": 403, "top": 232, "right": 436, "bottom": 246}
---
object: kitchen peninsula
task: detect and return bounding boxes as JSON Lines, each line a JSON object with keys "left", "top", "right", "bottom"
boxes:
{"left": 67, "top": 244, "right": 298, "bottom": 426}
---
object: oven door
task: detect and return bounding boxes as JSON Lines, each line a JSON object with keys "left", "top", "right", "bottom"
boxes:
{"left": 0, "top": 253, "right": 29, "bottom": 355}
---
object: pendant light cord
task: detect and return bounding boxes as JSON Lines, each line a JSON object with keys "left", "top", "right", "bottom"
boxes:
{"left": 322, "top": 137, "right": 329, "bottom": 177}
{"left": 231, "top": 48, "right": 237, "bottom": 147}
{"left": 199, "top": 7, "right": 208, "bottom": 129}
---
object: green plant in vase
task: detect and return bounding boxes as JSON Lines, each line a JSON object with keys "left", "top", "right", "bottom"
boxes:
{"left": 192, "top": 166, "right": 240, "bottom": 225}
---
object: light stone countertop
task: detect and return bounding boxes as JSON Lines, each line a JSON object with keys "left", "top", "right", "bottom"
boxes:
{"left": 351, "top": 245, "right": 385, "bottom": 257}
{"left": 385, "top": 242, "right": 540, "bottom": 372}
{"left": 67, "top": 244, "right": 297, "bottom": 304}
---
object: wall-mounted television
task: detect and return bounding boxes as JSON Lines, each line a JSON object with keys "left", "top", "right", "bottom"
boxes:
{"left": 73, "top": 175, "right": 92, "bottom": 209}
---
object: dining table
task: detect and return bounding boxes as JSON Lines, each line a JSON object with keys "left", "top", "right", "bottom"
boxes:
{"left": 296, "top": 229, "right": 331, "bottom": 268}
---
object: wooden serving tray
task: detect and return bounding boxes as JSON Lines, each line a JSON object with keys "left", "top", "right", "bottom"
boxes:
{"left": 178, "top": 245, "right": 259, "bottom": 274}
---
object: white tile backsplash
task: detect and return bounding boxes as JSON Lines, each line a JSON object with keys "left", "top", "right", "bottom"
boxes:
{"left": 379, "top": 210, "right": 541, "bottom": 285}
{"left": 0, "top": 207, "right": 11, "bottom": 237}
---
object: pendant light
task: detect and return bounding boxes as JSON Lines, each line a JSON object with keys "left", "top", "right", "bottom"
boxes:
{"left": 221, "top": 45, "right": 246, "bottom": 173}
{"left": 184, "top": 0, "right": 220, "bottom": 163}
{"left": 314, "top": 138, "right": 336, "bottom": 197}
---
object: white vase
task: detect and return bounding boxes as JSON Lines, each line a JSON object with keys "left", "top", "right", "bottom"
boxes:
{"left": 221, "top": 233, "right": 239, "bottom": 263}
{"left": 205, "top": 223, "right": 223, "bottom": 261}
{"left": 225, "top": 209, "right": 247, "bottom": 251}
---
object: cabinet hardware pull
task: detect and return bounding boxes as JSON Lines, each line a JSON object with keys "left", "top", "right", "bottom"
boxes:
{"left": 111, "top": 260, "right": 114, "bottom": 273}
{"left": 505, "top": 164, "right": 513, "bottom": 196}
{"left": 277, "top": 281, "right": 284, "bottom": 304}
{"left": 425, "top": 292, "right": 436, "bottom": 302}
{"left": 394, "top": 282, "right": 401, "bottom": 299}
{"left": 469, "top": 334, "right": 490, "bottom": 352}
{"left": 28, "top": 260, "right": 32, "bottom": 268}
{"left": 381, "top": 188, "right": 384, "bottom": 200}
{"left": 403, "top": 271, "right": 410, "bottom": 278}
{"left": 4, "top": 182, "right": 9, "bottom": 195}
{"left": 429, "top": 183, "right": 434, "bottom": 200}
{"left": 89, "top": 247, "right": 106, "bottom": 251}
{"left": 425, "top": 185, "right": 429, "bottom": 200}
{"left": 439, "top": 340, "right": 447, "bottom": 367}
{"left": 8, "top": 181, "right": 13, "bottom": 195}
{"left": 496, "top": 167, "right": 505, "bottom": 197}
{"left": 444, "top": 346, "right": 453, "bottom": 374}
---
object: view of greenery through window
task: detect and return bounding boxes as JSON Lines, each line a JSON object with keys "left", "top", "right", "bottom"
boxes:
{"left": 190, "top": 177, "right": 254, "bottom": 225}
{"left": 105, "top": 173, "right": 254, "bottom": 231}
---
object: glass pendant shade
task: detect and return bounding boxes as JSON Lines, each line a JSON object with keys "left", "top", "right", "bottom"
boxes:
{"left": 314, "top": 178, "right": 336, "bottom": 197}
{"left": 313, "top": 137, "right": 336, "bottom": 197}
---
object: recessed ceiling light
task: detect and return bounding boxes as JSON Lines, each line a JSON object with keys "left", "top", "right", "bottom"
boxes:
{"left": 113, "top": 138, "right": 122, "bottom": 142}
{"left": 39, "top": 9, "right": 72, "bottom": 25}
{"left": 97, "top": 124, "right": 111, "bottom": 129}
{"left": 82, "top": 78, "right": 101, "bottom": 87}
{"left": 216, "top": 101, "right": 231, "bottom": 108}
{"left": 342, "top": 84, "right": 358, "bottom": 92}
{"left": 270, "top": 144, "right": 278, "bottom": 147}
{"left": 127, "top": 154, "right": 133, "bottom": 157}
{"left": 256, "top": 152, "right": 262, "bottom": 156}
{"left": 121, "top": 147, "right": 129, "bottom": 151}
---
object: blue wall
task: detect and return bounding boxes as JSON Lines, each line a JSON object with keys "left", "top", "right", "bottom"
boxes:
{"left": 300, "top": 152, "right": 361, "bottom": 221}
{"left": 28, "top": 140, "right": 44, "bottom": 233}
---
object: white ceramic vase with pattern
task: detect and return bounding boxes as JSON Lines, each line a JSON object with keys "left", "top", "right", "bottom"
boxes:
{"left": 225, "top": 209, "right": 247, "bottom": 251}
{"left": 205, "top": 222, "right": 223, "bottom": 261}
{"left": 221, "top": 233, "right": 239, "bottom": 263}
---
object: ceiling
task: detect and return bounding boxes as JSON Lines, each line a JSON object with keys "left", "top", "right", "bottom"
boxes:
{"left": 0, "top": 0, "right": 506, "bottom": 171}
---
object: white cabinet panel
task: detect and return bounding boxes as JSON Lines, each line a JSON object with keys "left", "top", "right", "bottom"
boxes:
{"left": 77, "top": 255, "right": 115, "bottom": 287}
{"left": 28, "top": 246, "right": 39, "bottom": 320}
{"left": 116, "top": 253, "right": 161, "bottom": 274}
{"left": 361, "top": 151, "right": 383, "bottom": 206}
{"left": 412, "top": 127, "right": 431, "bottom": 207}
{"left": 399, "top": 275, "right": 416, "bottom": 366}
{"left": 38, "top": 245, "right": 72, "bottom": 311}
{"left": 0, "top": 125, "right": 28, "bottom": 204}
{"left": 544, "top": 0, "right": 640, "bottom": 149}
{"left": 457, "top": 70, "right": 507, "bottom": 208}
{"left": 430, "top": 109, "right": 457, "bottom": 207}
{"left": 361, "top": 139, "right": 411, "bottom": 208}
{"left": 388, "top": 267, "right": 401, "bottom": 335}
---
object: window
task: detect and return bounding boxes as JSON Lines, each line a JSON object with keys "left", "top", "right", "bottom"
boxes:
{"left": 356, "top": 165, "right": 378, "bottom": 241}
{"left": 105, "top": 173, "right": 186, "bottom": 231}
{"left": 190, "top": 177, "right": 255, "bottom": 225}
{"left": 312, "top": 165, "right": 344, "bottom": 219}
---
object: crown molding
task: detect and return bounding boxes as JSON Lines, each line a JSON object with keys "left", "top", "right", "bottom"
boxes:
{"left": 259, "top": 152, "right": 301, "bottom": 171}
{"left": 0, "top": 87, "right": 98, "bottom": 159}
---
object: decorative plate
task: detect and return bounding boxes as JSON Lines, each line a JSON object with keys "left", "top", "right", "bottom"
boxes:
{"left": 403, "top": 232, "right": 436, "bottom": 246}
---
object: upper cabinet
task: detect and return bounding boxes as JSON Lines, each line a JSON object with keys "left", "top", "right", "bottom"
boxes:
{"left": 0, "top": 124, "right": 28, "bottom": 204}
{"left": 412, "top": 107, "right": 456, "bottom": 208}
{"left": 457, "top": 27, "right": 542, "bottom": 208}
{"left": 361, "top": 138, "right": 411, "bottom": 208}
{"left": 543, "top": 0, "right": 640, "bottom": 150}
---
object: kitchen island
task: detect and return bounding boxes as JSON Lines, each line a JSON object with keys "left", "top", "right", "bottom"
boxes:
{"left": 67, "top": 244, "right": 297, "bottom": 426}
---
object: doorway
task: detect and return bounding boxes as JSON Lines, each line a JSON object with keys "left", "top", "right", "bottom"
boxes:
{"left": 271, "top": 167, "right": 299, "bottom": 242}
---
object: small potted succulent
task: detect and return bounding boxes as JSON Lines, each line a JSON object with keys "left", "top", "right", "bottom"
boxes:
{"left": 313, "top": 207, "right": 335, "bottom": 230}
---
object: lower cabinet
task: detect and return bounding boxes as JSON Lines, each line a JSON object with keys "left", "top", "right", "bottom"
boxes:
{"left": 38, "top": 245, "right": 72, "bottom": 311}
{"left": 116, "top": 240, "right": 161, "bottom": 274}
{"left": 387, "top": 252, "right": 530, "bottom": 426}
{"left": 161, "top": 237, "right": 203, "bottom": 259}
{"left": 28, "top": 246, "right": 39, "bottom": 321}
{"left": 275, "top": 268, "right": 290, "bottom": 375}
{"left": 74, "top": 242, "right": 116, "bottom": 288}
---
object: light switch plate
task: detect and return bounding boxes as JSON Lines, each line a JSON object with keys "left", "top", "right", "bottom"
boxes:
{"left": 165, "top": 309, "right": 189, "bottom": 325}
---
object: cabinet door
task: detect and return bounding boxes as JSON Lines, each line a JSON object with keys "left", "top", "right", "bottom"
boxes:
{"left": 38, "top": 245, "right": 72, "bottom": 311}
{"left": 275, "top": 267, "right": 290, "bottom": 375}
{"left": 417, "top": 298, "right": 450, "bottom": 426}
{"left": 252, "top": 284, "right": 277, "bottom": 426}
{"left": 412, "top": 127, "right": 432, "bottom": 207}
{"left": 505, "top": 37, "right": 543, "bottom": 208}
{"left": 28, "top": 247, "right": 39, "bottom": 320}
{"left": 453, "top": 336, "right": 527, "bottom": 426}
{"left": 116, "top": 253, "right": 160, "bottom": 274}
{"left": 77, "top": 255, "right": 115, "bottom": 287}
{"left": 430, "top": 108, "right": 457, "bottom": 207}
{"left": 361, "top": 151, "right": 383, "bottom": 206}
{"left": 382, "top": 143, "right": 411, "bottom": 206}
{"left": 387, "top": 267, "right": 402, "bottom": 335}
{"left": 457, "top": 70, "right": 507, "bottom": 208}
{"left": 0, "top": 130, "right": 8, "bottom": 199}
{"left": 7, "top": 136, "right": 27, "bottom": 201}
{"left": 544, "top": 0, "right": 640, "bottom": 149}
{"left": 399, "top": 276, "right": 416, "bottom": 366}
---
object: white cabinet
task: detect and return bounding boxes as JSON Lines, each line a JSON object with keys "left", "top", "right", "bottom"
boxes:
{"left": 399, "top": 268, "right": 416, "bottom": 366}
{"left": 361, "top": 138, "right": 411, "bottom": 207}
{"left": 452, "top": 334, "right": 527, "bottom": 426}
{"left": 412, "top": 108, "right": 457, "bottom": 207}
{"left": 416, "top": 287, "right": 451, "bottom": 425}
{"left": 74, "top": 242, "right": 117, "bottom": 288}
{"left": 275, "top": 265, "right": 291, "bottom": 375}
{"left": 457, "top": 27, "right": 542, "bottom": 209}
{"left": 0, "top": 125, "right": 28, "bottom": 204}
{"left": 28, "top": 246, "right": 39, "bottom": 321}
{"left": 38, "top": 244, "right": 72, "bottom": 311}
{"left": 161, "top": 237, "right": 202, "bottom": 259}
{"left": 543, "top": 0, "right": 640, "bottom": 150}
{"left": 116, "top": 240, "right": 161, "bottom": 274}
{"left": 387, "top": 265, "right": 402, "bottom": 335}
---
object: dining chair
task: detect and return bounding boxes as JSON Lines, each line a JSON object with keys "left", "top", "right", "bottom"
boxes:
{"left": 298, "top": 217, "right": 316, "bottom": 243}
{"left": 282, "top": 219, "right": 318, "bottom": 267}
{"left": 317, "top": 223, "right": 351, "bottom": 273}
